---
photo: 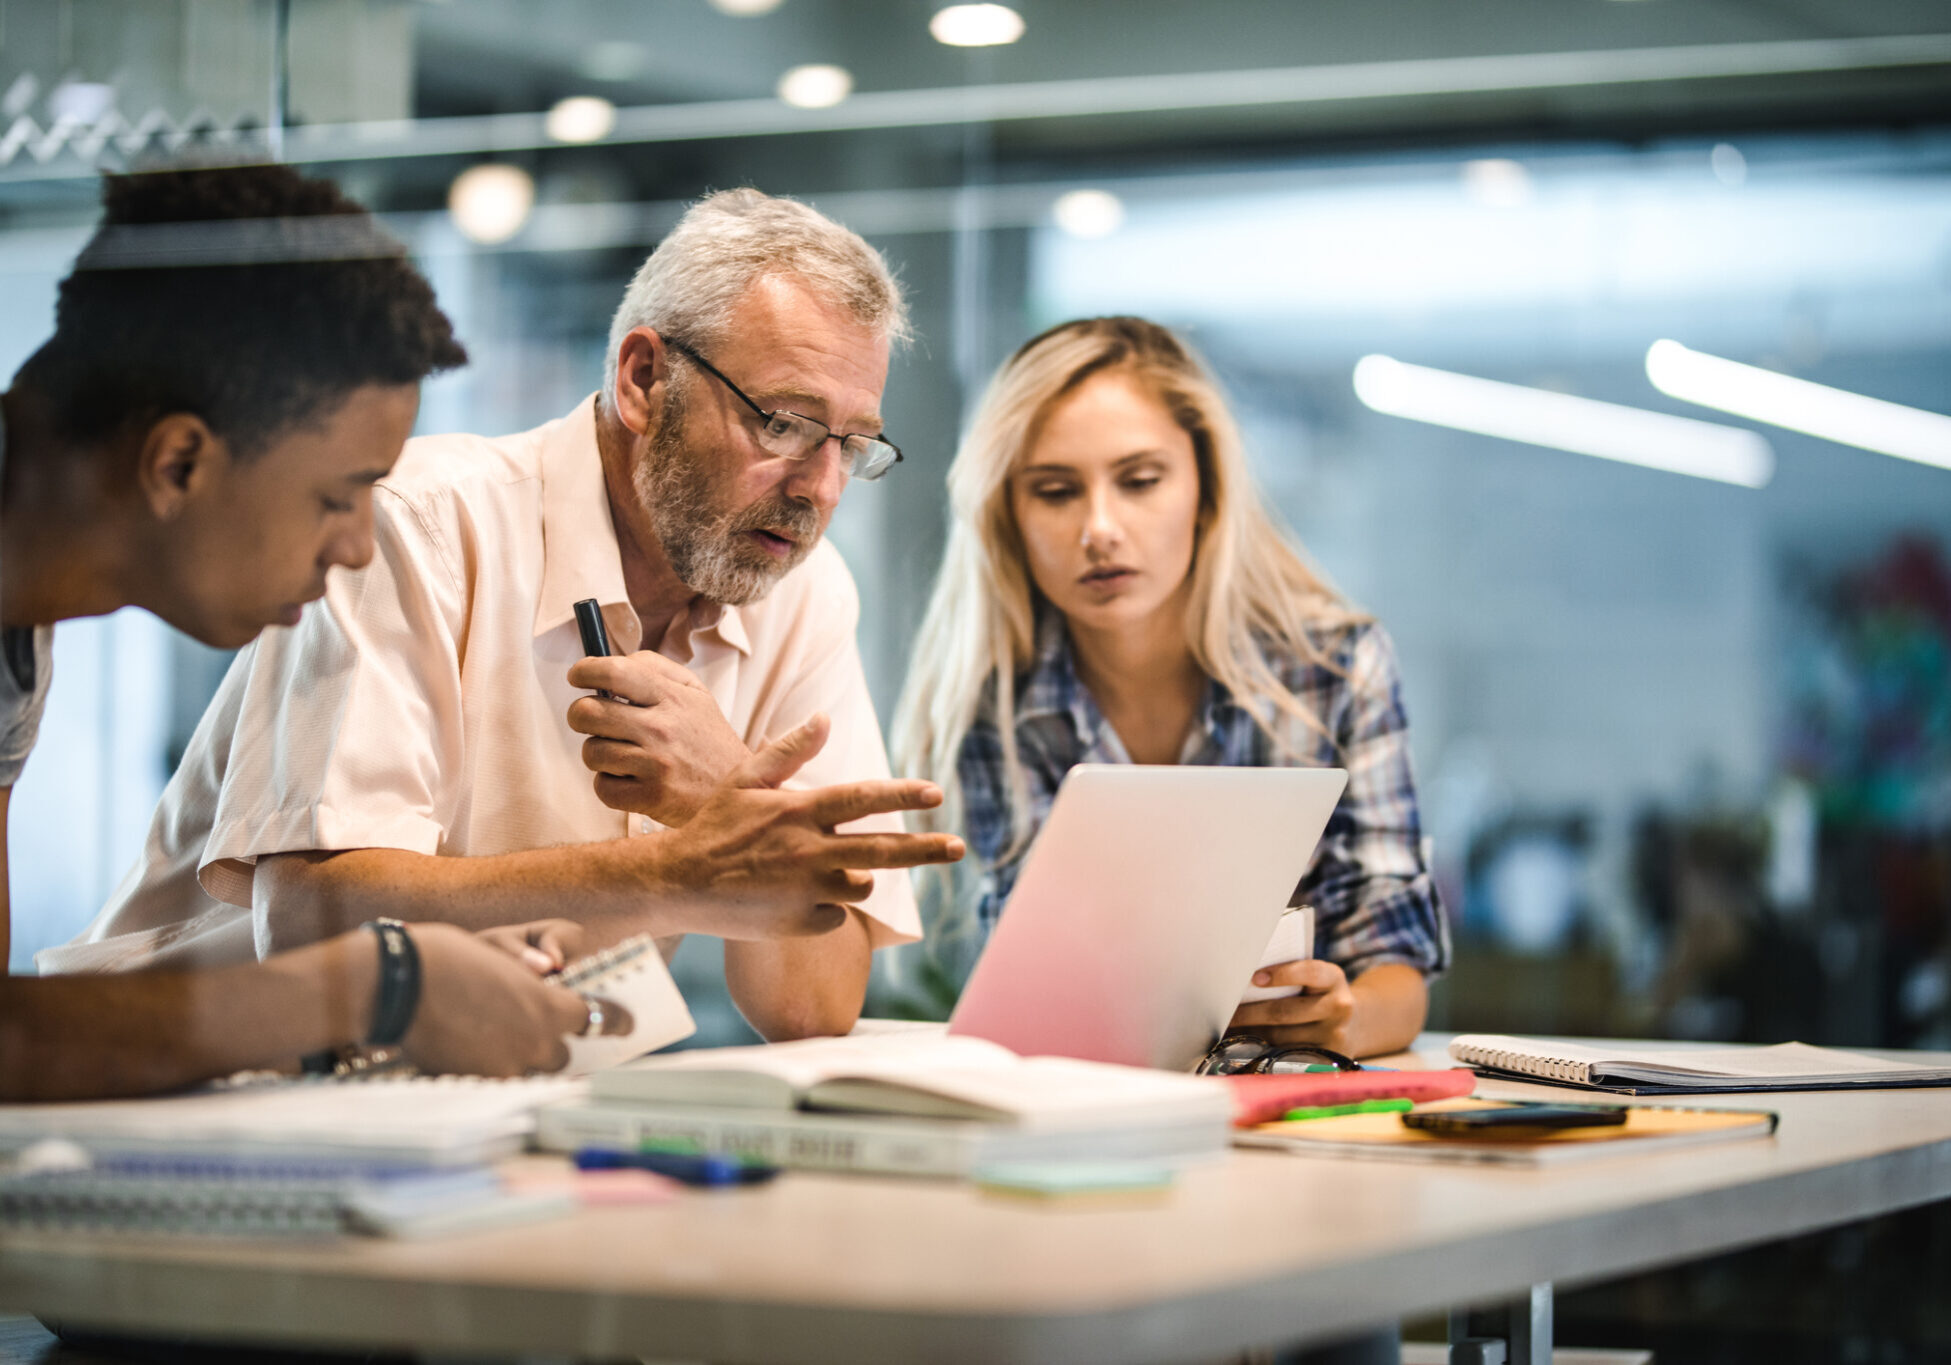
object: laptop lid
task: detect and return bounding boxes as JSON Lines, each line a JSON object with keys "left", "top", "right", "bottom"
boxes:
{"left": 947, "top": 764, "right": 1348, "bottom": 1072}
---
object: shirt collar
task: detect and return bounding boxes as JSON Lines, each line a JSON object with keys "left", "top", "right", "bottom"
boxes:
{"left": 1015, "top": 608, "right": 1106, "bottom": 752}
{"left": 531, "top": 394, "right": 751, "bottom": 659}
{"left": 534, "top": 394, "right": 633, "bottom": 646}
{"left": 1014, "top": 603, "right": 1250, "bottom": 761}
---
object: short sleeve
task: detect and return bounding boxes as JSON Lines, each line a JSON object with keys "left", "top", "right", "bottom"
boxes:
{"left": 197, "top": 489, "right": 469, "bottom": 940}
{"left": 1301, "top": 624, "right": 1451, "bottom": 979}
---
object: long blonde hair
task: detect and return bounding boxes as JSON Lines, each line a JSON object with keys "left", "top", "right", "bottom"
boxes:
{"left": 892, "top": 316, "right": 1366, "bottom": 863}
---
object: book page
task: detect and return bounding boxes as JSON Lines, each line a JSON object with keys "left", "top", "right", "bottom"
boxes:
{"left": 598, "top": 1032, "right": 1021, "bottom": 1107}
{"left": 806, "top": 1056, "right": 1232, "bottom": 1128}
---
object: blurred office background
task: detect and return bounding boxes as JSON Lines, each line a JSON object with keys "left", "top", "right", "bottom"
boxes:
{"left": 0, "top": 3, "right": 1947, "bottom": 1355}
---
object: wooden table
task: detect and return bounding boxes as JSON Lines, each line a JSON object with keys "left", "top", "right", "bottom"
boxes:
{"left": 3, "top": 1039, "right": 1949, "bottom": 1364}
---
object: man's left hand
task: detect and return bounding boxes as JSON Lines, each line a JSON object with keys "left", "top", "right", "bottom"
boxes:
{"left": 567, "top": 652, "right": 751, "bottom": 825}
{"left": 1227, "top": 958, "right": 1357, "bottom": 1054}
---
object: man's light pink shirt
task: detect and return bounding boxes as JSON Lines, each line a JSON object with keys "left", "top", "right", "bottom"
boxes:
{"left": 41, "top": 397, "right": 920, "bottom": 973}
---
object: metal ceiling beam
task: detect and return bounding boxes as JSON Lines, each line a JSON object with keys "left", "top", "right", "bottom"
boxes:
{"left": 286, "top": 32, "right": 1951, "bottom": 161}
{"left": 2, "top": 32, "right": 1947, "bottom": 182}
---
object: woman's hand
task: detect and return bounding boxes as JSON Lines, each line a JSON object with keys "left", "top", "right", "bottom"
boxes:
{"left": 1227, "top": 959, "right": 1357, "bottom": 1053}
{"left": 1229, "top": 961, "right": 1430, "bottom": 1060}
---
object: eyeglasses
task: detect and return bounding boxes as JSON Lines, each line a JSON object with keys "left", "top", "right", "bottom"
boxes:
{"left": 666, "top": 338, "right": 904, "bottom": 482}
{"left": 1194, "top": 1031, "right": 1363, "bottom": 1076}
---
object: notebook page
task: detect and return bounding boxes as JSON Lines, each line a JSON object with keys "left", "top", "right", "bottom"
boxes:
{"left": 557, "top": 936, "right": 696, "bottom": 1073}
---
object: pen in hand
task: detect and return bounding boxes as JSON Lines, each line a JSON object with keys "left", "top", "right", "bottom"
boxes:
{"left": 573, "top": 597, "right": 615, "bottom": 701}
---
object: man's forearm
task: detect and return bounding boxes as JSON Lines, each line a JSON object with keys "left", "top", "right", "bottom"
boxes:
{"left": 255, "top": 840, "right": 698, "bottom": 954}
{"left": 1345, "top": 963, "right": 1429, "bottom": 1058}
{"left": 723, "top": 910, "right": 871, "bottom": 1041}
{"left": 0, "top": 935, "right": 376, "bottom": 1101}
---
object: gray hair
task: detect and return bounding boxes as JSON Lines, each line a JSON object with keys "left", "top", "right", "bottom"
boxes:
{"left": 604, "top": 188, "right": 909, "bottom": 395}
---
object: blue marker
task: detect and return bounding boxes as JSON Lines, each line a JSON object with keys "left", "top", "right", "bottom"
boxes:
{"left": 574, "top": 1146, "right": 778, "bottom": 1187}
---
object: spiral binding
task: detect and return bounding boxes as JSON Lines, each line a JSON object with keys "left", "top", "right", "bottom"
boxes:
{"left": 553, "top": 934, "right": 657, "bottom": 992}
{"left": 1452, "top": 1041, "right": 1592, "bottom": 1085}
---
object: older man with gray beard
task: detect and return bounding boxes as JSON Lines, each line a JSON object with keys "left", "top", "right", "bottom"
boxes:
{"left": 44, "top": 189, "right": 962, "bottom": 1041}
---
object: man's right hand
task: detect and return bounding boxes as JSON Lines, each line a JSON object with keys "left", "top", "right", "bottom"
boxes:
{"left": 651, "top": 714, "right": 964, "bottom": 939}
{"left": 398, "top": 923, "right": 592, "bottom": 1076}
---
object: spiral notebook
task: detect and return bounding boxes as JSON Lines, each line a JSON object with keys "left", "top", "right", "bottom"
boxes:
{"left": 0, "top": 937, "right": 697, "bottom": 1168}
{"left": 551, "top": 934, "right": 696, "bottom": 1073}
{"left": 0, "top": 1155, "right": 572, "bottom": 1238}
{"left": 1449, "top": 1034, "right": 1951, "bottom": 1095}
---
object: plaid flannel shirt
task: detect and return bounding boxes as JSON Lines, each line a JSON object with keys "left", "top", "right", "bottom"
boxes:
{"left": 956, "top": 610, "right": 1450, "bottom": 979}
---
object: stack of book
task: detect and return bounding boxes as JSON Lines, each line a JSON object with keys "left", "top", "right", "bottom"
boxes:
{"left": 0, "top": 1073, "right": 589, "bottom": 1236}
{"left": 534, "top": 1032, "right": 1236, "bottom": 1178}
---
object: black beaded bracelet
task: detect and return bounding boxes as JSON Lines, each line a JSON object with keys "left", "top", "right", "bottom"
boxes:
{"left": 363, "top": 919, "right": 422, "bottom": 1048}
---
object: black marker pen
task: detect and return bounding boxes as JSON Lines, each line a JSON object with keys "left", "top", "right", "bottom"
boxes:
{"left": 572, "top": 597, "right": 615, "bottom": 700}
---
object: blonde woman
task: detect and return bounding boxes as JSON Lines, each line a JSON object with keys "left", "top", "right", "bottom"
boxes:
{"left": 894, "top": 317, "right": 1447, "bottom": 1059}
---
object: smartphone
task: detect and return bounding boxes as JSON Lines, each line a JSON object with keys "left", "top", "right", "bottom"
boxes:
{"left": 1401, "top": 1104, "right": 1628, "bottom": 1137}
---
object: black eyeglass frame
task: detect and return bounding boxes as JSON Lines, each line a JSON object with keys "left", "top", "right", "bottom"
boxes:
{"left": 665, "top": 337, "right": 905, "bottom": 481}
{"left": 1194, "top": 1030, "right": 1363, "bottom": 1076}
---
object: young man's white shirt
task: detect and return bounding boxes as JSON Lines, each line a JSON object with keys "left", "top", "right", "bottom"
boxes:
{"left": 41, "top": 396, "right": 919, "bottom": 973}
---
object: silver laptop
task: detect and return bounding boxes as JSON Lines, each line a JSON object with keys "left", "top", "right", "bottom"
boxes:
{"left": 947, "top": 764, "right": 1348, "bottom": 1071}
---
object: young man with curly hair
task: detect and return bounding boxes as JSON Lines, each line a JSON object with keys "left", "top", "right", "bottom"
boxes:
{"left": 0, "top": 163, "right": 609, "bottom": 1098}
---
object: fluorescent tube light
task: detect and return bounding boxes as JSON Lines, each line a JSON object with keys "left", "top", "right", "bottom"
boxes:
{"left": 1646, "top": 340, "right": 1951, "bottom": 472}
{"left": 1352, "top": 355, "right": 1774, "bottom": 488}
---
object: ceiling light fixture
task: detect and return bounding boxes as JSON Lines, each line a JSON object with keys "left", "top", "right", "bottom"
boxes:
{"left": 709, "top": 0, "right": 786, "bottom": 14}
{"left": 777, "top": 64, "right": 854, "bottom": 109}
{"left": 447, "top": 164, "right": 535, "bottom": 245}
{"left": 1052, "top": 188, "right": 1125, "bottom": 239}
{"left": 1647, "top": 340, "right": 1951, "bottom": 471}
{"left": 929, "top": 4, "right": 1025, "bottom": 47}
{"left": 1353, "top": 354, "right": 1774, "bottom": 487}
{"left": 544, "top": 96, "right": 617, "bottom": 143}
{"left": 1461, "top": 158, "right": 1532, "bottom": 208}
{"left": 1709, "top": 143, "right": 1747, "bottom": 185}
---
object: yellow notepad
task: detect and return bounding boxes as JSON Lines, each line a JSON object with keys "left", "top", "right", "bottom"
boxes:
{"left": 1237, "top": 1097, "right": 1777, "bottom": 1166}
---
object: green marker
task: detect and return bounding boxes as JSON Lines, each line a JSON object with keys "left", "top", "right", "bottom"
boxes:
{"left": 1281, "top": 1098, "right": 1415, "bottom": 1122}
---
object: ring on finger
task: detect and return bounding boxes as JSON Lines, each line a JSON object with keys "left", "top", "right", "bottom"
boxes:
{"left": 580, "top": 994, "right": 606, "bottom": 1038}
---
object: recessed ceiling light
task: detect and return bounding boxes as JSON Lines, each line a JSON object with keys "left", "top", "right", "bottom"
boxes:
{"left": 1461, "top": 159, "right": 1532, "bottom": 209}
{"left": 1710, "top": 143, "right": 1747, "bottom": 186}
{"left": 545, "top": 96, "right": 616, "bottom": 143}
{"left": 1353, "top": 354, "right": 1774, "bottom": 487}
{"left": 1647, "top": 340, "right": 1951, "bottom": 471}
{"left": 1053, "top": 189, "right": 1125, "bottom": 239}
{"left": 930, "top": 4, "right": 1025, "bottom": 47}
{"left": 710, "top": 0, "right": 785, "bottom": 13}
{"left": 448, "top": 164, "right": 534, "bottom": 245}
{"left": 777, "top": 64, "right": 854, "bottom": 109}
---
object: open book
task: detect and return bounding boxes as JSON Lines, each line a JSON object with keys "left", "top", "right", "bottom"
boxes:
{"left": 1450, "top": 1034, "right": 1951, "bottom": 1094}
{"left": 590, "top": 1033, "right": 1233, "bottom": 1131}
